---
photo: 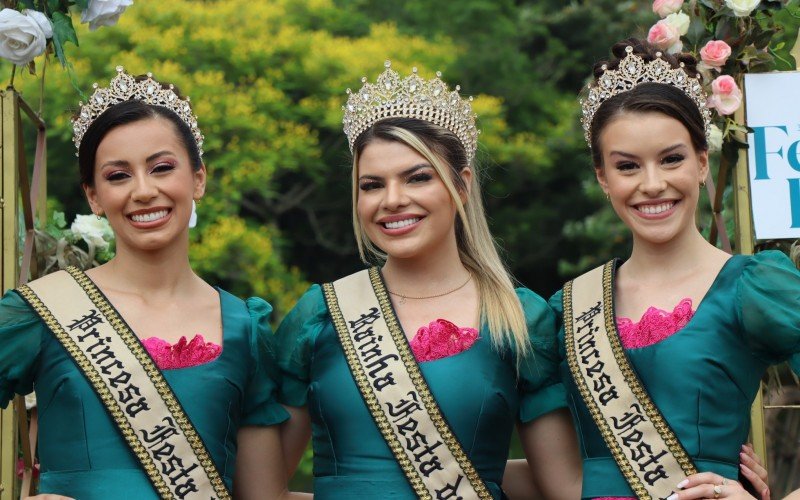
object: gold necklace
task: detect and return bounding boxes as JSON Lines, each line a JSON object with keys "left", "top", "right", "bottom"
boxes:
{"left": 387, "top": 274, "right": 472, "bottom": 305}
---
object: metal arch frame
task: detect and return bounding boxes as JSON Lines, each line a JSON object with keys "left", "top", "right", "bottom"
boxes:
{"left": 0, "top": 88, "right": 47, "bottom": 500}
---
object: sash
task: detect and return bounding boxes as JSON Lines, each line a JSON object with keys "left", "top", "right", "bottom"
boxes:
{"left": 322, "top": 268, "right": 492, "bottom": 500}
{"left": 563, "top": 261, "right": 697, "bottom": 500}
{"left": 16, "top": 267, "right": 230, "bottom": 500}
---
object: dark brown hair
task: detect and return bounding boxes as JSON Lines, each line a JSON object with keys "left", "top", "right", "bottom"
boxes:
{"left": 78, "top": 78, "right": 202, "bottom": 186}
{"left": 589, "top": 38, "right": 708, "bottom": 166}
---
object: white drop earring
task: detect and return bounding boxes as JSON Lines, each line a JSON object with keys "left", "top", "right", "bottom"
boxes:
{"left": 189, "top": 200, "right": 198, "bottom": 228}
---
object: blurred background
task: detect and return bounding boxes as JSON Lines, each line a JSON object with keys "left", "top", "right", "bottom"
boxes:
{"left": 2, "top": 0, "right": 798, "bottom": 494}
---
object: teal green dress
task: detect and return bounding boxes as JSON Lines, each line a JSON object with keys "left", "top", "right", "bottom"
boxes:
{"left": 0, "top": 287, "right": 289, "bottom": 499}
{"left": 549, "top": 251, "right": 800, "bottom": 498}
{"left": 276, "top": 284, "right": 566, "bottom": 499}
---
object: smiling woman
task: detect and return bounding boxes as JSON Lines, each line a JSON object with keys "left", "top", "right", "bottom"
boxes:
{"left": 0, "top": 68, "right": 298, "bottom": 499}
{"left": 547, "top": 38, "right": 799, "bottom": 499}
{"left": 275, "top": 63, "right": 582, "bottom": 499}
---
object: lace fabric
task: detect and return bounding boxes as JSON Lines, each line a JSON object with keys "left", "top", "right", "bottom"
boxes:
{"left": 141, "top": 334, "right": 222, "bottom": 370}
{"left": 409, "top": 318, "right": 479, "bottom": 362}
{"left": 616, "top": 298, "right": 694, "bottom": 349}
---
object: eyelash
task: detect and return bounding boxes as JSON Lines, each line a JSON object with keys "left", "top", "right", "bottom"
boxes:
{"left": 103, "top": 162, "right": 176, "bottom": 181}
{"left": 409, "top": 172, "right": 432, "bottom": 183}
{"left": 359, "top": 172, "right": 433, "bottom": 191}
{"left": 615, "top": 154, "right": 686, "bottom": 171}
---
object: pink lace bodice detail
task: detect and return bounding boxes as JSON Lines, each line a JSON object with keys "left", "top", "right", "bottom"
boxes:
{"left": 616, "top": 298, "right": 694, "bottom": 349}
{"left": 141, "top": 334, "right": 222, "bottom": 370}
{"left": 409, "top": 319, "right": 479, "bottom": 362}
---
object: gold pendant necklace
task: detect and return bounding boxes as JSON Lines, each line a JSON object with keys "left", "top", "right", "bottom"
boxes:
{"left": 387, "top": 274, "right": 472, "bottom": 305}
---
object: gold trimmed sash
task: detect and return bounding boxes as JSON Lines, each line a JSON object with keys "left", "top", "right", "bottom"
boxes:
{"left": 17, "top": 267, "right": 230, "bottom": 500}
{"left": 323, "top": 268, "right": 491, "bottom": 500}
{"left": 563, "top": 261, "right": 697, "bottom": 500}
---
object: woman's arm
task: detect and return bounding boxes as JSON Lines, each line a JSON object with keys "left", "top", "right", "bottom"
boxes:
{"left": 515, "top": 408, "right": 582, "bottom": 500}
{"left": 502, "top": 459, "right": 542, "bottom": 499}
{"left": 280, "top": 405, "right": 312, "bottom": 478}
{"left": 233, "top": 425, "right": 311, "bottom": 500}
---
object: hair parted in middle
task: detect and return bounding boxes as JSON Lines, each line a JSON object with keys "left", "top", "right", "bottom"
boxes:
{"left": 351, "top": 117, "right": 530, "bottom": 359}
{"left": 588, "top": 38, "right": 709, "bottom": 167}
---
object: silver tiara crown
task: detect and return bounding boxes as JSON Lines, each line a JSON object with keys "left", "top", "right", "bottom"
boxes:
{"left": 580, "top": 46, "right": 711, "bottom": 145}
{"left": 72, "top": 66, "right": 204, "bottom": 156}
{"left": 342, "top": 61, "right": 479, "bottom": 161}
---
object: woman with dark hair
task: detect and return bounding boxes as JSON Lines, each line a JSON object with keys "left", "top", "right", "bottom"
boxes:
{"left": 276, "top": 62, "right": 582, "bottom": 499}
{"left": 549, "top": 39, "right": 799, "bottom": 499}
{"left": 0, "top": 68, "right": 294, "bottom": 499}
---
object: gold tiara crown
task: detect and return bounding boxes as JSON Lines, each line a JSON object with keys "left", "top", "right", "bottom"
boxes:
{"left": 342, "top": 61, "right": 479, "bottom": 161}
{"left": 580, "top": 46, "right": 711, "bottom": 145}
{"left": 72, "top": 66, "right": 204, "bottom": 156}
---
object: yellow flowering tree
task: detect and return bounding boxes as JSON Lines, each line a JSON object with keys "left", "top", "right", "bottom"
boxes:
{"left": 3, "top": 0, "right": 545, "bottom": 318}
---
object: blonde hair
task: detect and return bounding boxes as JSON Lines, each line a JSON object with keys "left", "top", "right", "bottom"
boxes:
{"left": 351, "top": 118, "right": 530, "bottom": 359}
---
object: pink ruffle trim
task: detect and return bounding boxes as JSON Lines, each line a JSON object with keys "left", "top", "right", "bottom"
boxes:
{"left": 616, "top": 298, "right": 694, "bottom": 349}
{"left": 141, "top": 334, "right": 222, "bottom": 370}
{"left": 409, "top": 319, "right": 479, "bottom": 362}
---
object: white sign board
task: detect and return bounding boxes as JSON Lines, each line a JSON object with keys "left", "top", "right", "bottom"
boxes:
{"left": 745, "top": 72, "right": 800, "bottom": 240}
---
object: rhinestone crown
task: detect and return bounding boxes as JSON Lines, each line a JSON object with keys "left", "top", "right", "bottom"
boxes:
{"left": 343, "top": 61, "right": 479, "bottom": 162}
{"left": 580, "top": 46, "right": 711, "bottom": 145}
{"left": 72, "top": 66, "right": 203, "bottom": 156}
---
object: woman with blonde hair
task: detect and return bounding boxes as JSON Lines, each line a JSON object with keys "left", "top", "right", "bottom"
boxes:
{"left": 276, "top": 62, "right": 581, "bottom": 499}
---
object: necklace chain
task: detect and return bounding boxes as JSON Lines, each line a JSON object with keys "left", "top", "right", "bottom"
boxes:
{"left": 387, "top": 274, "right": 472, "bottom": 304}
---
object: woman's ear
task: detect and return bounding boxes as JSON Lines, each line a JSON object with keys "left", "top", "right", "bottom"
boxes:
{"left": 193, "top": 163, "right": 207, "bottom": 200}
{"left": 83, "top": 183, "right": 103, "bottom": 216}
{"left": 697, "top": 150, "right": 709, "bottom": 186}
{"left": 595, "top": 166, "right": 609, "bottom": 198}
{"left": 458, "top": 167, "right": 473, "bottom": 204}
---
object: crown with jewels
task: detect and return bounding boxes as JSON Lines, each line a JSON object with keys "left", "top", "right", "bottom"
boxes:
{"left": 342, "top": 61, "right": 479, "bottom": 162}
{"left": 580, "top": 45, "right": 711, "bottom": 145}
{"left": 71, "top": 66, "right": 204, "bottom": 156}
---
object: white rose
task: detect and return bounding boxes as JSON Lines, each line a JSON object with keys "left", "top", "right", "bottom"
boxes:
{"left": 71, "top": 214, "right": 113, "bottom": 250}
{"left": 22, "top": 10, "right": 52, "bottom": 39}
{"left": 80, "top": 0, "right": 134, "bottom": 31}
{"left": 0, "top": 8, "right": 46, "bottom": 66}
{"left": 708, "top": 123, "right": 724, "bottom": 152}
{"left": 664, "top": 11, "right": 690, "bottom": 36}
{"left": 724, "top": 0, "right": 760, "bottom": 17}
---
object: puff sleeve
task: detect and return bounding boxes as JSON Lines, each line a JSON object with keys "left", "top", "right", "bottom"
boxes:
{"left": 0, "top": 290, "right": 46, "bottom": 408}
{"left": 240, "top": 297, "right": 290, "bottom": 426}
{"left": 274, "top": 285, "right": 329, "bottom": 407}
{"left": 737, "top": 250, "right": 800, "bottom": 374}
{"left": 516, "top": 288, "right": 568, "bottom": 422}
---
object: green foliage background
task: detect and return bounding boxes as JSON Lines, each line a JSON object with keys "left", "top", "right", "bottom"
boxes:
{"left": 4, "top": 0, "right": 658, "bottom": 315}
{"left": 5, "top": 0, "right": 799, "bottom": 491}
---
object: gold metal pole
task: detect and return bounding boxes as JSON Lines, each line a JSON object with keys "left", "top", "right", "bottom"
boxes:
{"left": 0, "top": 89, "right": 21, "bottom": 500}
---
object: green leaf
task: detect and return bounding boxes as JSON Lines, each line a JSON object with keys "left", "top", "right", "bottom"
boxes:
{"left": 73, "top": 0, "right": 89, "bottom": 10}
{"left": 753, "top": 28, "right": 776, "bottom": 49}
{"left": 46, "top": 0, "right": 59, "bottom": 12}
{"left": 51, "top": 211, "right": 67, "bottom": 229}
{"left": 715, "top": 18, "right": 734, "bottom": 40}
{"left": 51, "top": 11, "right": 78, "bottom": 67}
{"left": 20, "top": 0, "right": 36, "bottom": 9}
{"left": 699, "top": 0, "right": 717, "bottom": 9}
{"left": 686, "top": 17, "right": 707, "bottom": 46}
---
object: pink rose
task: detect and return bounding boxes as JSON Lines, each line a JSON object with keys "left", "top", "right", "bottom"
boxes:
{"left": 647, "top": 20, "right": 682, "bottom": 53}
{"left": 653, "top": 0, "right": 684, "bottom": 18}
{"left": 699, "top": 40, "right": 732, "bottom": 69}
{"left": 707, "top": 75, "right": 742, "bottom": 115}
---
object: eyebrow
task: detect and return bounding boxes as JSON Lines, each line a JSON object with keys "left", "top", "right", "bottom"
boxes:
{"left": 608, "top": 143, "right": 685, "bottom": 158}
{"left": 359, "top": 163, "right": 431, "bottom": 181}
{"left": 99, "top": 150, "right": 176, "bottom": 169}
